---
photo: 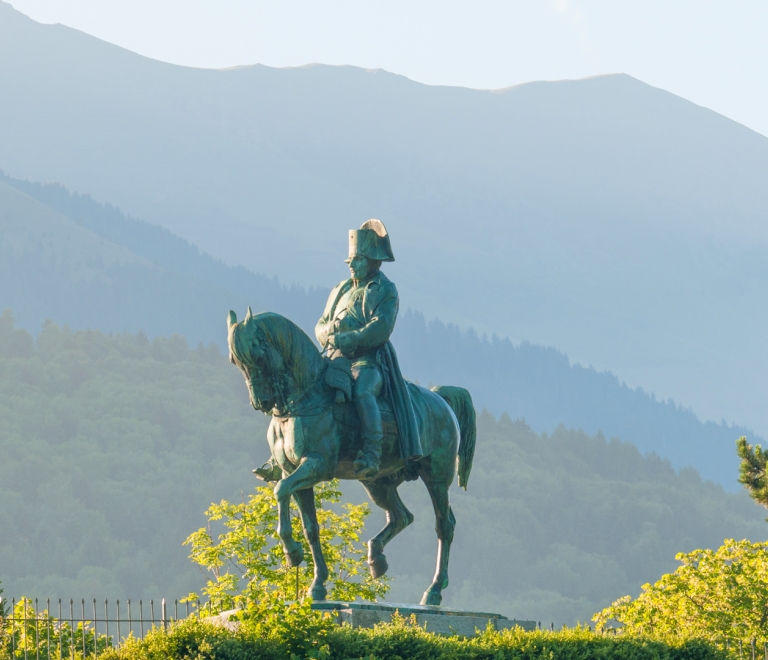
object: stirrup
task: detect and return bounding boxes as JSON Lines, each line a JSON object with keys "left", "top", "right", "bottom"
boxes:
{"left": 253, "top": 462, "right": 281, "bottom": 482}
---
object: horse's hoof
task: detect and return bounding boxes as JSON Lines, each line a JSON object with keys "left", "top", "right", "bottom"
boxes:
{"left": 310, "top": 585, "right": 327, "bottom": 601}
{"left": 420, "top": 590, "right": 442, "bottom": 606}
{"left": 285, "top": 543, "right": 304, "bottom": 568}
{"left": 368, "top": 554, "right": 389, "bottom": 579}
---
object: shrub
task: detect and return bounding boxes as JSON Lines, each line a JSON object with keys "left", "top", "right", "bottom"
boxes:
{"left": 96, "top": 612, "right": 725, "bottom": 660}
{"left": 0, "top": 597, "right": 110, "bottom": 660}
{"left": 594, "top": 539, "right": 768, "bottom": 644}
{"left": 184, "top": 480, "right": 389, "bottom": 612}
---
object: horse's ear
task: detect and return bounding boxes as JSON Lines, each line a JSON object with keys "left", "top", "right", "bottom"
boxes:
{"left": 246, "top": 306, "right": 253, "bottom": 322}
{"left": 228, "top": 310, "right": 237, "bottom": 329}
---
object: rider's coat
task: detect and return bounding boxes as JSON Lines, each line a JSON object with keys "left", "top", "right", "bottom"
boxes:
{"left": 316, "top": 271, "right": 423, "bottom": 459}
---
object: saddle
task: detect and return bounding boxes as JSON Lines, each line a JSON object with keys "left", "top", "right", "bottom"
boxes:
{"left": 324, "top": 353, "right": 353, "bottom": 403}
{"left": 254, "top": 355, "right": 422, "bottom": 483}
{"left": 323, "top": 353, "right": 397, "bottom": 433}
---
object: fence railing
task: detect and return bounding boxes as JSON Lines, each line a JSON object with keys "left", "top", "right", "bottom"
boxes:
{"left": 6, "top": 601, "right": 766, "bottom": 660}
{"left": 0, "top": 597, "right": 211, "bottom": 658}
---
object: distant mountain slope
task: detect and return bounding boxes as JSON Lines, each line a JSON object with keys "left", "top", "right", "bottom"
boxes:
{"left": 396, "top": 311, "right": 750, "bottom": 485}
{"left": 0, "top": 318, "right": 764, "bottom": 626}
{"left": 0, "top": 175, "right": 325, "bottom": 342}
{"left": 0, "top": 172, "right": 755, "bottom": 487}
{"left": 0, "top": 179, "right": 150, "bottom": 275}
{"left": 2, "top": 2, "right": 768, "bottom": 439}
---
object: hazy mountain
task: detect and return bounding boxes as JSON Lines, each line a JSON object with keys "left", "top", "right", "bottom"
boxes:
{"left": 0, "top": 172, "right": 754, "bottom": 487}
{"left": 1, "top": 2, "right": 767, "bottom": 441}
{"left": 0, "top": 176, "right": 324, "bottom": 342}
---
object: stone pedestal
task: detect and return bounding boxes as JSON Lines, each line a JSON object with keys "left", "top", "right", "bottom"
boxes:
{"left": 312, "top": 601, "right": 536, "bottom": 637}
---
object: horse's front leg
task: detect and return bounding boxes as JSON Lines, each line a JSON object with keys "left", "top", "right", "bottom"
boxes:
{"left": 274, "top": 457, "right": 324, "bottom": 571}
{"left": 293, "top": 487, "right": 329, "bottom": 601}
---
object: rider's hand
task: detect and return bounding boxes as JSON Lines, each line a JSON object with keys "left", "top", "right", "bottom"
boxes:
{"left": 327, "top": 332, "right": 352, "bottom": 354}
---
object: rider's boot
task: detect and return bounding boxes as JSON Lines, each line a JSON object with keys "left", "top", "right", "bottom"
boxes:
{"left": 253, "top": 459, "right": 282, "bottom": 482}
{"left": 353, "top": 393, "right": 383, "bottom": 479}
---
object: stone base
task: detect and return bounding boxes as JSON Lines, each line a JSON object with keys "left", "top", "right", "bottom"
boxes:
{"left": 312, "top": 601, "right": 536, "bottom": 637}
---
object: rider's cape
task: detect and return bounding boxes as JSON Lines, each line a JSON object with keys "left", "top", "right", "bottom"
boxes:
{"left": 316, "top": 272, "right": 423, "bottom": 459}
{"left": 380, "top": 340, "right": 422, "bottom": 459}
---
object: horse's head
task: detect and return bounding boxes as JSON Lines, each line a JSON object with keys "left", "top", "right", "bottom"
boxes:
{"left": 228, "top": 308, "right": 276, "bottom": 412}
{"left": 227, "top": 308, "right": 324, "bottom": 415}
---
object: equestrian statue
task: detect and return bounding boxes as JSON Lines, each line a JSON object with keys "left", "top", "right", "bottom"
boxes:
{"left": 227, "top": 219, "right": 476, "bottom": 606}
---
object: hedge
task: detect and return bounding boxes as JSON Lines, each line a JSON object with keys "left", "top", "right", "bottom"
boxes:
{"left": 95, "top": 616, "right": 726, "bottom": 660}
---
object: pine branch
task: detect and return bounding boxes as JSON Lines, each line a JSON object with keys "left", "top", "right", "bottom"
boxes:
{"left": 737, "top": 436, "right": 768, "bottom": 509}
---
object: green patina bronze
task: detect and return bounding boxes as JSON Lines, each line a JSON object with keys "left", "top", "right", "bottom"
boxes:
{"left": 227, "top": 219, "right": 476, "bottom": 606}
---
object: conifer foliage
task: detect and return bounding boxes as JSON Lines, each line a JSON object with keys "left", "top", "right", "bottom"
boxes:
{"left": 737, "top": 436, "right": 768, "bottom": 511}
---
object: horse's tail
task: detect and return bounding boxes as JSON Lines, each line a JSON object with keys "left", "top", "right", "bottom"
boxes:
{"left": 432, "top": 386, "right": 476, "bottom": 490}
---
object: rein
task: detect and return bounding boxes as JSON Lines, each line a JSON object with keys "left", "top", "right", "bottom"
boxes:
{"left": 257, "top": 327, "right": 331, "bottom": 418}
{"left": 272, "top": 364, "right": 331, "bottom": 419}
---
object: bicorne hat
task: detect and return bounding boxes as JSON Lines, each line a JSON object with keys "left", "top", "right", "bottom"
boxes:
{"left": 345, "top": 219, "right": 395, "bottom": 263}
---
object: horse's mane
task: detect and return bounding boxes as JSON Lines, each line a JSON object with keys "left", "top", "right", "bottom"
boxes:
{"left": 233, "top": 312, "right": 324, "bottom": 396}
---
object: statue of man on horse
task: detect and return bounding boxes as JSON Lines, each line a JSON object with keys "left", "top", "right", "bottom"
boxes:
{"left": 227, "top": 219, "right": 476, "bottom": 606}
{"left": 315, "top": 219, "right": 422, "bottom": 479}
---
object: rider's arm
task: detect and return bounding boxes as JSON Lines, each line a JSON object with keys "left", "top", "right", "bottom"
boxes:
{"left": 336, "top": 284, "right": 398, "bottom": 355}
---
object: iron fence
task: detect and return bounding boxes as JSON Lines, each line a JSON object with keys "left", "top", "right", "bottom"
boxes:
{"left": 0, "top": 597, "right": 213, "bottom": 658}
{"left": 6, "top": 602, "right": 768, "bottom": 659}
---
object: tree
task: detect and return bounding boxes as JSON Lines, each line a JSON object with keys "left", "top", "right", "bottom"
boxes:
{"left": 737, "top": 436, "right": 768, "bottom": 512}
{"left": 594, "top": 539, "right": 768, "bottom": 643}
{"left": 184, "top": 480, "right": 389, "bottom": 611}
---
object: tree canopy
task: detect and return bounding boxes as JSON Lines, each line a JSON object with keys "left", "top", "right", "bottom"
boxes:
{"left": 595, "top": 539, "right": 768, "bottom": 643}
{"left": 185, "top": 480, "right": 389, "bottom": 608}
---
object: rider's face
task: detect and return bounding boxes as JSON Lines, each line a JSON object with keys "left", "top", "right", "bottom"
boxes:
{"left": 348, "top": 255, "right": 371, "bottom": 280}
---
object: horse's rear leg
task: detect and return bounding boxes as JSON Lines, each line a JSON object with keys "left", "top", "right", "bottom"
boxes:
{"left": 363, "top": 478, "right": 414, "bottom": 579}
{"left": 293, "top": 487, "right": 329, "bottom": 601}
{"left": 420, "top": 465, "right": 456, "bottom": 606}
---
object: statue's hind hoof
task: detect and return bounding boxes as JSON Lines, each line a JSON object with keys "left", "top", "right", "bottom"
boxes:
{"left": 368, "top": 554, "right": 389, "bottom": 579}
{"left": 420, "top": 590, "right": 442, "bottom": 606}
{"left": 285, "top": 543, "right": 304, "bottom": 568}
{"left": 310, "top": 585, "right": 327, "bottom": 601}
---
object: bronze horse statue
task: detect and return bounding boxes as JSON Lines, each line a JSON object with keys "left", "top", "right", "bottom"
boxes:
{"left": 227, "top": 309, "right": 476, "bottom": 606}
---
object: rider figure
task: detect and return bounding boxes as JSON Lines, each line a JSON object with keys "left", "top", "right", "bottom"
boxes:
{"left": 316, "top": 219, "right": 421, "bottom": 479}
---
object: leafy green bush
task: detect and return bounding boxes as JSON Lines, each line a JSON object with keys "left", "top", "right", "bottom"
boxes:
{"left": 0, "top": 597, "right": 110, "bottom": 659}
{"left": 184, "top": 480, "right": 389, "bottom": 610}
{"left": 95, "top": 612, "right": 725, "bottom": 660}
{"left": 595, "top": 539, "right": 768, "bottom": 644}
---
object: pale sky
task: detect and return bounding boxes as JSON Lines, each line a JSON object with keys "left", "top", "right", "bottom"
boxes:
{"left": 8, "top": 0, "right": 768, "bottom": 137}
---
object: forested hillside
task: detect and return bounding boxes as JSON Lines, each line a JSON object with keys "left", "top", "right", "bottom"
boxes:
{"left": 0, "top": 172, "right": 752, "bottom": 487}
{"left": 0, "top": 315, "right": 764, "bottom": 625}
